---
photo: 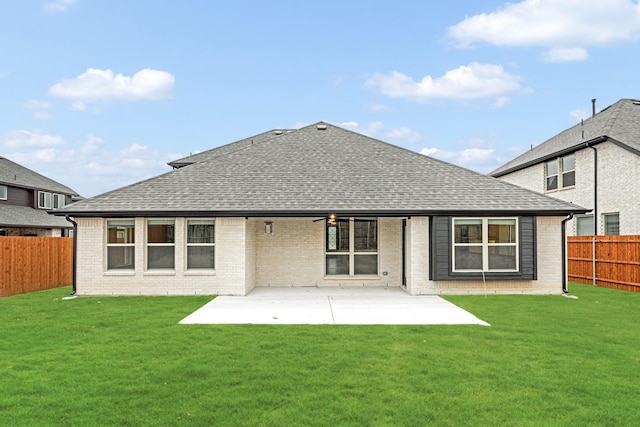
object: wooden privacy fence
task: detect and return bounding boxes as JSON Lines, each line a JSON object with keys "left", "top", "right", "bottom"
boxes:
{"left": 0, "top": 236, "right": 73, "bottom": 297}
{"left": 567, "top": 235, "right": 640, "bottom": 292}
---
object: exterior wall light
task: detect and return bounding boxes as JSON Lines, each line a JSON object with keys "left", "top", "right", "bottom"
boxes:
{"left": 264, "top": 221, "right": 274, "bottom": 234}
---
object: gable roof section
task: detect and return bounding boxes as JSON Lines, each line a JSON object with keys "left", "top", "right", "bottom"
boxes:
{"left": 168, "top": 129, "right": 295, "bottom": 168}
{"left": 53, "top": 122, "right": 586, "bottom": 217}
{"left": 0, "top": 156, "right": 79, "bottom": 195}
{"left": 491, "top": 99, "right": 640, "bottom": 177}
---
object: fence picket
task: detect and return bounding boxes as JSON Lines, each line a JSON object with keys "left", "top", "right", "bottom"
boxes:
{"left": 568, "top": 235, "right": 640, "bottom": 292}
{"left": 0, "top": 237, "right": 73, "bottom": 297}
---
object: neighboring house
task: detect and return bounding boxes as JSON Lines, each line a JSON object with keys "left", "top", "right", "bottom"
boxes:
{"left": 51, "top": 122, "right": 587, "bottom": 297}
{"left": 490, "top": 98, "right": 640, "bottom": 236}
{"left": 0, "top": 157, "right": 80, "bottom": 237}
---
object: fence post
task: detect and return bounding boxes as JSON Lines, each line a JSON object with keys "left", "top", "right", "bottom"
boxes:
{"left": 592, "top": 237, "right": 597, "bottom": 286}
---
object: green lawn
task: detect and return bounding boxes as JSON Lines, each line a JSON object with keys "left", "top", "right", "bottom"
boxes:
{"left": 1, "top": 284, "right": 639, "bottom": 426}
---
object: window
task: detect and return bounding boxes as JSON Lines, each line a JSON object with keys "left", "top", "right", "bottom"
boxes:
{"left": 545, "top": 154, "right": 575, "bottom": 191}
{"left": 453, "top": 218, "right": 518, "bottom": 272}
{"left": 186, "top": 219, "right": 215, "bottom": 269}
{"left": 107, "top": 220, "right": 135, "bottom": 270}
{"left": 147, "top": 220, "right": 175, "bottom": 269}
{"left": 0, "top": 185, "right": 6, "bottom": 200}
{"left": 603, "top": 213, "right": 619, "bottom": 236}
{"left": 38, "top": 191, "right": 52, "bottom": 209}
{"left": 576, "top": 215, "right": 594, "bottom": 236}
{"left": 53, "top": 194, "right": 66, "bottom": 208}
{"left": 545, "top": 161, "right": 558, "bottom": 191}
{"left": 326, "top": 217, "right": 378, "bottom": 276}
{"left": 561, "top": 154, "right": 575, "bottom": 187}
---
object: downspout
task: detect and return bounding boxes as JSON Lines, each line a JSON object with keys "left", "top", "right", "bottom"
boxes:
{"left": 588, "top": 145, "right": 598, "bottom": 235}
{"left": 561, "top": 214, "right": 574, "bottom": 294}
{"left": 65, "top": 215, "right": 77, "bottom": 295}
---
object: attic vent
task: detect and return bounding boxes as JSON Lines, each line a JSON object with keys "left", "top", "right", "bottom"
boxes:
{"left": 633, "top": 100, "right": 640, "bottom": 106}
{"left": 274, "top": 130, "right": 284, "bottom": 135}
{"left": 317, "top": 124, "right": 327, "bottom": 130}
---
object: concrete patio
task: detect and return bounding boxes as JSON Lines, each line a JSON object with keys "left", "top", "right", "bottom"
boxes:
{"left": 179, "top": 287, "right": 490, "bottom": 325}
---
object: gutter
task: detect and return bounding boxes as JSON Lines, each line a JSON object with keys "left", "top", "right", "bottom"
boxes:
{"left": 491, "top": 136, "right": 607, "bottom": 178}
{"left": 50, "top": 208, "right": 589, "bottom": 219}
{"left": 64, "top": 215, "right": 77, "bottom": 295}
{"left": 561, "top": 214, "right": 574, "bottom": 294}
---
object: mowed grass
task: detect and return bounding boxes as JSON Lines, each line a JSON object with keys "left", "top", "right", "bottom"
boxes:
{"left": 1, "top": 284, "right": 639, "bottom": 426}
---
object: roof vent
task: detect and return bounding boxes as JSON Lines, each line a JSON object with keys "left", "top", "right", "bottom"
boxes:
{"left": 274, "top": 130, "right": 284, "bottom": 135}
{"left": 317, "top": 124, "right": 327, "bottom": 130}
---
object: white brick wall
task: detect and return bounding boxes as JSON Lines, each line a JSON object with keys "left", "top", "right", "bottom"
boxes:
{"left": 406, "top": 216, "right": 564, "bottom": 295}
{"left": 74, "top": 215, "right": 565, "bottom": 296}
{"left": 253, "top": 217, "right": 402, "bottom": 288}
{"left": 497, "top": 142, "right": 640, "bottom": 235}
{"left": 75, "top": 217, "right": 249, "bottom": 296}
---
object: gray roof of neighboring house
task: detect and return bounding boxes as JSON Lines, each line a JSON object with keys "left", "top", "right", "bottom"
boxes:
{"left": 491, "top": 98, "right": 640, "bottom": 177}
{"left": 168, "top": 129, "right": 295, "bottom": 168}
{"left": 53, "top": 122, "right": 587, "bottom": 217}
{"left": 0, "top": 204, "right": 73, "bottom": 229}
{"left": 0, "top": 156, "right": 80, "bottom": 195}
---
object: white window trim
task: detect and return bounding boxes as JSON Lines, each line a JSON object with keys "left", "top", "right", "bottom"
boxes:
{"left": 545, "top": 154, "right": 575, "bottom": 192}
{"left": 38, "top": 191, "right": 52, "bottom": 209}
{"left": 575, "top": 214, "right": 594, "bottom": 236}
{"left": 53, "top": 193, "right": 66, "bottom": 209}
{"left": 105, "top": 219, "right": 135, "bottom": 271}
{"left": 603, "top": 212, "right": 620, "bottom": 236}
{"left": 145, "top": 219, "right": 176, "bottom": 271}
{"left": 452, "top": 217, "right": 519, "bottom": 273}
{"left": 184, "top": 219, "right": 216, "bottom": 271}
{"left": 325, "top": 217, "right": 379, "bottom": 277}
{"left": 0, "top": 185, "right": 7, "bottom": 200}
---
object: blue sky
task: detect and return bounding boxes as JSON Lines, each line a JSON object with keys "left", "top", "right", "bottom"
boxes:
{"left": 2, "top": 0, "right": 640, "bottom": 197}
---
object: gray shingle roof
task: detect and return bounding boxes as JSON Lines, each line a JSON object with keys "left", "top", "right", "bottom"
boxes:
{"left": 167, "top": 129, "right": 295, "bottom": 168}
{"left": 0, "top": 204, "right": 73, "bottom": 229}
{"left": 0, "top": 157, "right": 79, "bottom": 195}
{"left": 490, "top": 98, "right": 640, "bottom": 177}
{"left": 54, "top": 122, "right": 587, "bottom": 217}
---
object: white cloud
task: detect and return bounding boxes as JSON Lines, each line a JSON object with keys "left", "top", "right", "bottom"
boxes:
{"left": 448, "top": 0, "right": 640, "bottom": 61}
{"left": 50, "top": 68, "right": 175, "bottom": 102}
{"left": 3, "top": 133, "right": 176, "bottom": 197}
{"left": 23, "top": 100, "right": 53, "bottom": 120}
{"left": 421, "top": 146, "right": 496, "bottom": 170}
{"left": 23, "top": 100, "right": 52, "bottom": 109}
{"left": 544, "top": 47, "right": 589, "bottom": 62}
{"left": 385, "top": 127, "right": 422, "bottom": 143}
{"left": 570, "top": 109, "right": 591, "bottom": 122}
{"left": 369, "top": 103, "right": 390, "bottom": 112}
{"left": 33, "top": 112, "right": 53, "bottom": 120}
{"left": 1, "top": 130, "right": 64, "bottom": 148}
{"left": 43, "top": 0, "right": 76, "bottom": 13}
{"left": 366, "top": 62, "right": 525, "bottom": 103}
{"left": 71, "top": 101, "right": 88, "bottom": 111}
{"left": 79, "top": 134, "right": 104, "bottom": 153}
{"left": 339, "top": 121, "right": 384, "bottom": 137}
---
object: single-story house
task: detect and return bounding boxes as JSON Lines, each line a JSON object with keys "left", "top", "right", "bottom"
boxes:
{"left": 52, "top": 122, "right": 588, "bottom": 296}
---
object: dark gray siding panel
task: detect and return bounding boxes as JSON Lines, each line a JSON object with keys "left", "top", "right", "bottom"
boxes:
{"left": 431, "top": 215, "right": 537, "bottom": 281}
{"left": 519, "top": 216, "right": 537, "bottom": 280}
{"left": 430, "top": 216, "right": 450, "bottom": 281}
{"left": 5, "top": 186, "right": 32, "bottom": 207}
